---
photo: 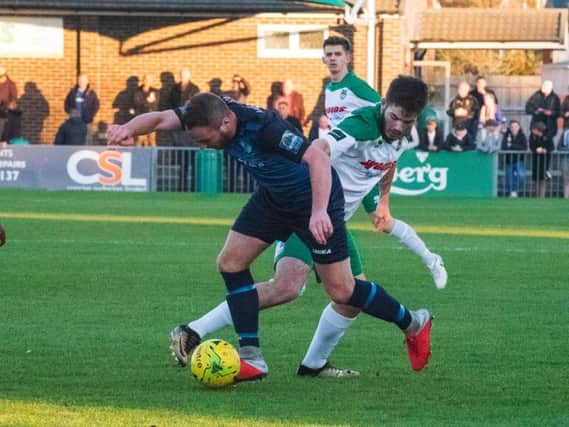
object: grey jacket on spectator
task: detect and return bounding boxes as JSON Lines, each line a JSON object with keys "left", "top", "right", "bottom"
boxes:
{"left": 476, "top": 130, "right": 501, "bottom": 153}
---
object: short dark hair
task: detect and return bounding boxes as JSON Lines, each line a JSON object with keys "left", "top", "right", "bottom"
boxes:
{"left": 323, "top": 36, "right": 351, "bottom": 52}
{"left": 181, "top": 93, "right": 231, "bottom": 129}
{"left": 531, "top": 121, "right": 546, "bottom": 132}
{"left": 384, "top": 75, "right": 428, "bottom": 115}
{"left": 454, "top": 120, "right": 467, "bottom": 131}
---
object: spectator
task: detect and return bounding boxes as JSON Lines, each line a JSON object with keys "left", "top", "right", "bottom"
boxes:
{"left": 54, "top": 108, "right": 87, "bottom": 145}
{"left": 133, "top": 74, "right": 160, "bottom": 147}
{"left": 169, "top": 68, "right": 199, "bottom": 108}
{"left": 308, "top": 114, "right": 331, "bottom": 141}
{"left": 169, "top": 68, "right": 199, "bottom": 147}
{"left": 275, "top": 97, "right": 303, "bottom": 134}
{"left": 0, "top": 66, "right": 18, "bottom": 143}
{"left": 470, "top": 76, "right": 498, "bottom": 129}
{"left": 525, "top": 80, "right": 561, "bottom": 140}
{"left": 479, "top": 92, "right": 505, "bottom": 131}
{"left": 529, "top": 121, "right": 554, "bottom": 198}
{"left": 404, "top": 126, "right": 420, "bottom": 151}
{"left": 64, "top": 74, "right": 100, "bottom": 144}
{"left": 417, "top": 104, "right": 439, "bottom": 135}
{"left": 228, "top": 74, "right": 251, "bottom": 103}
{"left": 418, "top": 117, "right": 444, "bottom": 152}
{"left": 0, "top": 68, "right": 21, "bottom": 144}
{"left": 558, "top": 125, "right": 569, "bottom": 198}
{"left": 208, "top": 78, "right": 224, "bottom": 97}
{"left": 266, "top": 81, "right": 283, "bottom": 111}
{"left": 560, "top": 90, "right": 569, "bottom": 130}
{"left": 559, "top": 93, "right": 569, "bottom": 198}
{"left": 501, "top": 120, "right": 528, "bottom": 198}
{"left": 0, "top": 108, "right": 21, "bottom": 144}
{"left": 447, "top": 81, "right": 479, "bottom": 138}
{"left": 0, "top": 67, "right": 22, "bottom": 144}
{"left": 282, "top": 79, "right": 305, "bottom": 124}
{"left": 442, "top": 120, "right": 475, "bottom": 152}
{"left": 476, "top": 119, "right": 502, "bottom": 153}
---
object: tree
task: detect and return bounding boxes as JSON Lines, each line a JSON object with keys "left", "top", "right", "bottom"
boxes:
{"left": 436, "top": 49, "right": 541, "bottom": 76}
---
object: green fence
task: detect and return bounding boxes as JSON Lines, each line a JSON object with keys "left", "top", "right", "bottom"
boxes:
{"left": 392, "top": 150, "right": 496, "bottom": 198}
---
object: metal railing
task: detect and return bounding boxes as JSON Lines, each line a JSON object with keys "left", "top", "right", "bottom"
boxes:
{"left": 152, "top": 147, "right": 569, "bottom": 198}
{"left": 154, "top": 147, "right": 257, "bottom": 193}
{"left": 497, "top": 151, "right": 569, "bottom": 198}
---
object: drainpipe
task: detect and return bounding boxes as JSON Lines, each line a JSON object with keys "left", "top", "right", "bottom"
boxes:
{"left": 366, "top": 0, "right": 376, "bottom": 88}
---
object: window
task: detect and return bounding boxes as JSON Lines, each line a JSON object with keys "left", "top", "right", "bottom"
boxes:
{"left": 258, "top": 25, "right": 329, "bottom": 58}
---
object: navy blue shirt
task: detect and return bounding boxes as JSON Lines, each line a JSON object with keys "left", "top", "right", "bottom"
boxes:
{"left": 175, "top": 98, "right": 315, "bottom": 199}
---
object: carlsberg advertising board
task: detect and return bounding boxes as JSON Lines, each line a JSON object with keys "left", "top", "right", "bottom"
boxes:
{"left": 392, "top": 150, "right": 496, "bottom": 198}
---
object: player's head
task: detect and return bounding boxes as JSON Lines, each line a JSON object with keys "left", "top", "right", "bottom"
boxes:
{"left": 381, "top": 75, "right": 428, "bottom": 141}
{"left": 182, "top": 93, "right": 236, "bottom": 148}
{"left": 322, "top": 36, "right": 352, "bottom": 79}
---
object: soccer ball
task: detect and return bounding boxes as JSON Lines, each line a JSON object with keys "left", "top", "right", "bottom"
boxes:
{"left": 190, "top": 339, "right": 240, "bottom": 388}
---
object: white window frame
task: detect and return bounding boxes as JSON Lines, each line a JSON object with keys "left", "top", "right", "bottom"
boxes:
{"left": 257, "top": 24, "right": 329, "bottom": 58}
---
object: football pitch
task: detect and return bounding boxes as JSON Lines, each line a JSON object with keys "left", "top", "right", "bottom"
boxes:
{"left": 1, "top": 189, "right": 568, "bottom": 427}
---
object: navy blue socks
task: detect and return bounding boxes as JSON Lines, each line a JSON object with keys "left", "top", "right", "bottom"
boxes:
{"left": 221, "top": 270, "right": 259, "bottom": 347}
{"left": 347, "top": 278, "right": 411, "bottom": 331}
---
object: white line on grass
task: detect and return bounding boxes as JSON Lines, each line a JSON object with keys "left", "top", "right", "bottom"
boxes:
{"left": 9, "top": 239, "right": 569, "bottom": 255}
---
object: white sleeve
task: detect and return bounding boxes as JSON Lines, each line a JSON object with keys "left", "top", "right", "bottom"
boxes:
{"left": 324, "top": 127, "right": 357, "bottom": 162}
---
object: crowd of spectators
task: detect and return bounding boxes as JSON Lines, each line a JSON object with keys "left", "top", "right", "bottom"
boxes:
{"left": 1, "top": 65, "right": 568, "bottom": 197}
{"left": 410, "top": 77, "right": 569, "bottom": 198}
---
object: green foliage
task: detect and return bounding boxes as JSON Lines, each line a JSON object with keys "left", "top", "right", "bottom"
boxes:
{"left": 1, "top": 189, "right": 568, "bottom": 426}
{"left": 436, "top": 49, "right": 541, "bottom": 76}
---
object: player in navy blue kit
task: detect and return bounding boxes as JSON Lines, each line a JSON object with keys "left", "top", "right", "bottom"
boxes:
{"left": 107, "top": 92, "right": 432, "bottom": 382}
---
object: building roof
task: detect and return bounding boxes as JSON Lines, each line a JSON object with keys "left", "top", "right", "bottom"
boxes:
{"left": 0, "top": 0, "right": 347, "bottom": 14}
{"left": 0, "top": 0, "right": 402, "bottom": 15}
{"left": 412, "top": 9, "right": 568, "bottom": 49}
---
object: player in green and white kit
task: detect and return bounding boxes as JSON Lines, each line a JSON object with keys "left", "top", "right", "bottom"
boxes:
{"left": 170, "top": 38, "right": 436, "bottom": 377}
{"left": 276, "top": 37, "right": 445, "bottom": 291}
{"left": 275, "top": 37, "right": 445, "bottom": 375}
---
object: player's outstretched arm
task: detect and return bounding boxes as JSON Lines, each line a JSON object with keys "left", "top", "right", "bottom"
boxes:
{"left": 302, "top": 143, "right": 333, "bottom": 245}
{"left": 106, "top": 110, "right": 182, "bottom": 145}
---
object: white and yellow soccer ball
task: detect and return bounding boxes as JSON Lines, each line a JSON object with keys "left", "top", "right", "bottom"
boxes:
{"left": 190, "top": 339, "right": 240, "bottom": 388}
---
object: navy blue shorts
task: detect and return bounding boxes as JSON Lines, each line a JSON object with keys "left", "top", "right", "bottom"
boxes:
{"left": 232, "top": 173, "right": 348, "bottom": 264}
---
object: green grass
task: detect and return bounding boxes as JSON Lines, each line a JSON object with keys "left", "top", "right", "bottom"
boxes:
{"left": 1, "top": 189, "right": 568, "bottom": 426}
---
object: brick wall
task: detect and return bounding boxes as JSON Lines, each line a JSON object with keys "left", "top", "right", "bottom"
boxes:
{"left": 0, "top": 13, "right": 406, "bottom": 144}
{"left": 378, "top": 15, "right": 405, "bottom": 96}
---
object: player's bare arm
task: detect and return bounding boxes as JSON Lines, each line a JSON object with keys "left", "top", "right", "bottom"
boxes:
{"left": 373, "top": 165, "right": 395, "bottom": 232}
{"left": 302, "top": 143, "right": 333, "bottom": 245}
{"left": 106, "top": 110, "right": 182, "bottom": 145}
{"left": 311, "top": 138, "right": 331, "bottom": 157}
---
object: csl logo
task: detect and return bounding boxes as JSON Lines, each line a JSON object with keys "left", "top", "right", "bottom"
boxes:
{"left": 392, "top": 152, "right": 448, "bottom": 196}
{"left": 67, "top": 150, "right": 147, "bottom": 187}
